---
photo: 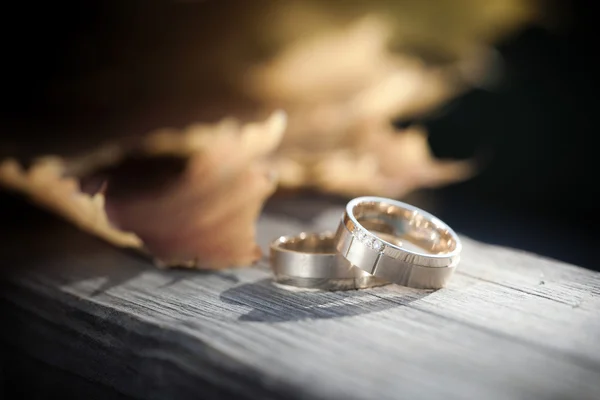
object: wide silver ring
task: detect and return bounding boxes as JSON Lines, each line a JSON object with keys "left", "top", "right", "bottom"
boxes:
{"left": 269, "top": 232, "right": 388, "bottom": 291}
{"left": 334, "top": 196, "right": 461, "bottom": 289}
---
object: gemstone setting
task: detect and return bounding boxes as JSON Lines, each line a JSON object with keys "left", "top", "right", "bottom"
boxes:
{"left": 371, "top": 239, "right": 383, "bottom": 251}
{"left": 352, "top": 226, "right": 384, "bottom": 252}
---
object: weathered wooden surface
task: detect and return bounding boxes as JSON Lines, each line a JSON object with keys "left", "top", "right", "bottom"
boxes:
{"left": 1, "top": 197, "right": 599, "bottom": 400}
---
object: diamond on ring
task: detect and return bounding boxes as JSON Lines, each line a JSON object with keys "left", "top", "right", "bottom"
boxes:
{"left": 371, "top": 239, "right": 383, "bottom": 251}
{"left": 353, "top": 227, "right": 384, "bottom": 252}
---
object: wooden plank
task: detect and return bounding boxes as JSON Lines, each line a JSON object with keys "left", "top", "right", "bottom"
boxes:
{"left": 1, "top": 197, "right": 599, "bottom": 400}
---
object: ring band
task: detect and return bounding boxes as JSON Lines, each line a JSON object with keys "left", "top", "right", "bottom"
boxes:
{"left": 334, "top": 196, "right": 461, "bottom": 289}
{"left": 269, "top": 232, "right": 388, "bottom": 291}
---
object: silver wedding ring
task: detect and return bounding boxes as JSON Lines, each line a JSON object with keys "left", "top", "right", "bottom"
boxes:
{"left": 268, "top": 196, "right": 461, "bottom": 290}
{"left": 334, "top": 196, "right": 461, "bottom": 289}
{"left": 270, "top": 232, "right": 388, "bottom": 290}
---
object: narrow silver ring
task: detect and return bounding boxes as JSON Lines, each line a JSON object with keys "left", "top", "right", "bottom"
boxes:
{"left": 334, "top": 196, "right": 461, "bottom": 289}
{"left": 269, "top": 232, "right": 388, "bottom": 291}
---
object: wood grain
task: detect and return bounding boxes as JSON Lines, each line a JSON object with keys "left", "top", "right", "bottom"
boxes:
{"left": 1, "top": 196, "right": 599, "bottom": 400}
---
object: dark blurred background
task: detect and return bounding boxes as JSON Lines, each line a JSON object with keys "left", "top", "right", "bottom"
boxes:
{"left": 423, "top": 0, "right": 595, "bottom": 269}
{"left": 0, "top": 0, "right": 596, "bottom": 269}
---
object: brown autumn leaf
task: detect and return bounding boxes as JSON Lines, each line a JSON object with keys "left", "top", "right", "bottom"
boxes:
{"left": 0, "top": 111, "right": 287, "bottom": 269}
{"left": 106, "top": 111, "right": 287, "bottom": 269}
{"left": 0, "top": 1, "right": 542, "bottom": 271}
{"left": 244, "top": 15, "right": 477, "bottom": 197}
{"left": 0, "top": 157, "right": 142, "bottom": 248}
{"left": 312, "top": 125, "right": 475, "bottom": 198}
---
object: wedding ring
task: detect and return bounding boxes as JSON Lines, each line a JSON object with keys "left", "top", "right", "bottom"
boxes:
{"left": 269, "top": 232, "right": 388, "bottom": 291}
{"left": 334, "top": 196, "right": 461, "bottom": 289}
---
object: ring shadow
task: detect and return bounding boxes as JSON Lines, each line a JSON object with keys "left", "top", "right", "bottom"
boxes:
{"left": 219, "top": 278, "right": 433, "bottom": 323}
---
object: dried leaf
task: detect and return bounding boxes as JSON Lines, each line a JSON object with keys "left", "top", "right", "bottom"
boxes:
{"left": 313, "top": 125, "right": 475, "bottom": 198}
{"left": 0, "top": 1, "right": 542, "bottom": 270}
{"left": 245, "top": 15, "right": 476, "bottom": 196}
{"left": 0, "top": 112, "right": 287, "bottom": 269}
{"left": 0, "top": 157, "right": 142, "bottom": 248}
{"left": 106, "top": 111, "right": 287, "bottom": 269}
